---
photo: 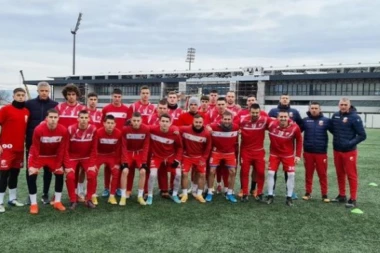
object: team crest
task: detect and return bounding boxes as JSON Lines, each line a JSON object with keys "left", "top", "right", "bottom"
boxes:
{"left": 319, "top": 120, "right": 324, "bottom": 126}
{"left": 349, "top": 156, "right": 354, "bottom": 161}
{"left": 343, "top": 117, "right": 348, "bottom": 123}
{"left": 323, "top": 159, "right": 326, "bottom": 163}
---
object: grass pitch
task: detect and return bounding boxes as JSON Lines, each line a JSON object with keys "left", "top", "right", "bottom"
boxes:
{"left": 0, "top": 129, "right": 379, "bottom": 253}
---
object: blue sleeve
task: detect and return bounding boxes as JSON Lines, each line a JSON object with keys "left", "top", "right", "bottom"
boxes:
{"left": 327, "top": 118, "right": 333, "bottom": 134}
{"left": 268, "top": 109, "right": 277, "bottom": 118}
{"left": 348, "top": 115, "right": 367, "bottom": 146}
{"left": 294, "top": 110, "right": 303, "bottom": 128}
{"left": 300, "top": 118, "right": 306, "bottom": 132}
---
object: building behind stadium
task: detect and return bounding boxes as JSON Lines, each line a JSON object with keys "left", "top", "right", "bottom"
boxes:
{"left": 25, "top": 63, "right": 380, "bottom": 128}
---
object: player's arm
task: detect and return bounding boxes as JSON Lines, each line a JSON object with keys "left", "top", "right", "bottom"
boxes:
{"left": 89, "top": 129, "right": 98, "bottom": 167}
{"left": 29, "top": 128, "right": 42, "bottom": 169}
{"left": 203, "top": 132, "right": 212, "bottom": 160}
{"left": 294, "top": 125, "right": 303, "bottom": 161}
{"left": 173, "top": 133, "right": 183, "bottom": 162}
{"left": 349, "top": 115, "right": 367, "bottom": 146}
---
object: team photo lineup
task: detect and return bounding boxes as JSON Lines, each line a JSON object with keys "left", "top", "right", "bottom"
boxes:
{"left": 0, "top": 82, "right": 367, "bottom": 214}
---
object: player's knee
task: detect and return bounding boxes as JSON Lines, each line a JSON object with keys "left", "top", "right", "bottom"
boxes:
{"left": 229, "top": 168, "right": 236, "bottom": 175}
{"left": 139, "top": 169, "right": 146, "bottom": 177}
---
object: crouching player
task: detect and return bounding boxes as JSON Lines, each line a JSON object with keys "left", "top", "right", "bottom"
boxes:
{"left": 266, "top": 110, "right": 302, "bottom": 206}
{"left": 65, "top": 110, "right": 98, "bottom": 210}
{"left": 96, "top": 115, "right": 122, "bottom": 205}
{"left": 206, "top": 111, "right": 239, "bottom": 203}
{"left": 147, "top": 114, "right": 183, "bottom": 205}
{"left": 180, "top": 114, "right": 212, "bottom": 203}
{"left": 121, "top": 112, "right": 150, "bottom": 206}
{"left": 27, "top": 109, "right": 67, "bottom": 214}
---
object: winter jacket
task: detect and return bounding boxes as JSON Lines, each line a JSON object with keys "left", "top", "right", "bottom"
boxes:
{"left": 301, "top": 112, "right": 331, "bottom": 154}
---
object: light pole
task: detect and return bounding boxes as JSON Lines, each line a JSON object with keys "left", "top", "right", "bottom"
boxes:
{"left": 186, "top": 47, "right": 196, "bottom": 70}
{"left": 71, "top": 12, "right": 82, "bottom": 75}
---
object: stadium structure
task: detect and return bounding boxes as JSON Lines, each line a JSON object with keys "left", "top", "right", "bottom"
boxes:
{"left": 25, "top": 62, "right": 380, "bottom": 117}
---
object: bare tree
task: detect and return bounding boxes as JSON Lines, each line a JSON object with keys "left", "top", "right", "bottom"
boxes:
{"left": 0, "top": 90, "right": 11, "bottom": 104}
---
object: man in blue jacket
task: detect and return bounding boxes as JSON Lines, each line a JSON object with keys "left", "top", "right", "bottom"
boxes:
{"left": 330, "top": 98, "right": 366, "bottom": 208}
{"left": 268, "top": 93, "right": 302, "bottom": 200}
{"left": 25, "top": 82, "right": 58, "bottom": 204}
{"left": 301, "top": 102, "right": 331, "bottom": 203}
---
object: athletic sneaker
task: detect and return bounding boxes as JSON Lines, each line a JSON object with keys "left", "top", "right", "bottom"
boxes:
{"left": 171, "top": 195, "right": 181, "bottom": 204}
{"left": 69, "top": 202, "right": 77, "bottom": 210}
{"left": 0, "top": 204, "right": 5, "bottom": 213}
{"left": 146, "top": 196, "right": 153, "bottom": 205}
{"left": 322, "top": 195, "right": 330, "bottom": 203}
{"left": 255, "top": 194, "right": 264, "bottom": 202}
{"left": 180, "top": 194, "right": 188, "bottom": 203}
{"left": 8, "top": 199, "right": 24, "bottom": 207}
{"left": 108, "top": 196, "right": 117, "bottom": 205}
{"left": 205, "top": 193, "right": 213, "bottom": 202}
{"left": 241, "top": 195, "right": 249, "bottom": 202}
{"left": 41, "top": 194, "right": 49, "bottom": 205}
{"left": 76, "top": 194, "right": 85, "bottom": 203}
{"left": 226, "top": 194, "right": 237, "bottom": 203}
{"left": 53, "top": 202, "right": 66, "bottom": 211}
{"left": 195, "top": 195, "right": 206, "bottom": 203}
{"left": 302, "top": 193, "right": 312, "bottom": 201}
{"left": 345, "top": 199, "right": 357, "bottom": 208}
{"left": 101, "top": 189, "right": 110, "bottom": 198}
{"left": 116, "top": 189, "right": 122, "bottom": 197}
{"left": 30, "top": 204, "right": 39, "bottom": 215}
{"left": 119, "top": 197, "right": 127, "bottom": 206}
{"left": 286, "top": 197, "right": 294, "bottom": 207}
{"left": 267, "top": 195, "right": 274, "bottom": 205}
{"left": 86, "top": 200, "right": 96, "bottom": 209}
{"left": 331, "top": 195, "right": 347, "bottom": 203}
{"left": 91, "top": 196, "right": 98, "bottom": 206}
{"left": 137, "top": 197, "right": 146, "bottom": 206}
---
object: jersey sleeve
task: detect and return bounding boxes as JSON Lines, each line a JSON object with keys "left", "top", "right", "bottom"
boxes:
{"left": 141, "top": 130, "right": 150, "bottom": 164}
{"left": 29, "top": 127, "right": 42, "bottom": 168}
{"left": 89, "top": 129, "right": 98, "bottom": 167}
{"left": 294, "top": 125, "right": 303, "bottom": 158}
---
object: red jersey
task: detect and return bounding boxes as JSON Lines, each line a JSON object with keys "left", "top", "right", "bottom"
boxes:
{"left": 227, "top": 104, "right": 241, "bottom": 116}
{"left": 66, "top": 123, "right": 97, "bottom": 163}
{"left": 128, "top": 101, "right": 156, "bottom": 124}
{"left": 149, "top": 125, "right": 183, "bottom": 161}
{"left": 234, "top": 109, "right": 268, "bottom": 124}
{"left": 0, "top": 103, "right": 29, "bottom": 152}
{"left": 180, "top": 126, "right": 212, "bottom": 159}
{"left": 209, "top": 109, "right": 235, "bottom": 124}
{"left": 29, "top": 122, "right": 68, "bottom": 168}
{"left": 102, "top": 103, "right": 129, "bottom": 130}
{"left": 168, "top": 106, "right": 184, "bottom": 126}
{"left": 210, "top": 123, "right": 239, "bottom": 153}
{"left": 55, "top": 102, "right": 86, "bottom": 129}
{"left": 207, "top": 103, "right": 216, "bottom": 113}
{"left": 88, "top": 108, "right": 103, "bottom": 129}
{"left": 240, "top": 116, "right": 271, "bottom": 151}
{"left": 268, "top": 120, "right": 303, "bottom": 158}
{"left": 177, "top": 112, "right": 196, "bottom": 126}
{"left": 96, "top": 127, "right": 122, "bottom": 161}
{"left": 121, "top": 124, "right": 150, "bottom": 163}
{"left": 147, "top": 113, "right": 174, "bottom": 126}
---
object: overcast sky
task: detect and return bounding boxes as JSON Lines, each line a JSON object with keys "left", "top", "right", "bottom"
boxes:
{"left": 1, "top": 0, "right": 380, "bottom": 89}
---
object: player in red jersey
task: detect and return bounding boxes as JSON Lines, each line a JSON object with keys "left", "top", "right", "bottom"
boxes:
{"left": 55, "top": 84, "right": 86, "bottom": 129}
{"left": 147, "top": 99, "right": 170, "bottom": 126}
{"left": 87, "top": 92, "right": 103, "bottom": 129}
{"left": 167, "top": 91, "right": 184, "bottom": 126}
{"left": 266, "top": 110, "right": 303, "bottom": 207}
{"left": 226, "top": 91, "right": 241, "bottom": 116}
{"left": 96, "top": 115, "right": 122, "bottom": 205}
{"left": 239, "top": 104, "right": 271, "bottom": 202}
{"left": 120, "top": 112, "right": 150, "bottom": 206}
{"left": 180, "top": 114, "right": 212, "bottom": 203}
{"left": 206, "top": 111, "right": 239, "bottom": 203}
{"left": 207, "top": 89, "right": 218, "bottom": 113}
{"left": 147, "top": 114, "right": 183, "bottom": 205}
{"left": 178, "top": 97, "right": 202, "bottom": 126}
{"left": 198, "top": 95, "right": 209, "bottom": 115}
{"left": 0, "top": 88, "right": 29, "bottom": 213}
{"left": 128, "top": 86, "right": 156, "bottom": 125}
{"left": 27, "top": 109, "right": 68, "bottom": 214}
{"left": 64, "top": 110, "right": 98, "bottom": 210}
{"left": 101, "top": 88, "right": 129, "bottom": 198}
{"left": 234, "top": 95, "right": 268, "bottom": 124}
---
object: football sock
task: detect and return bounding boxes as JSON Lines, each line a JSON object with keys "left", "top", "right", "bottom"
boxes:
{"left": 78, "top": 183, "right": 84, "bottom": 195}
{"left": 148, "top": 169, "right": 158, "bottom": 197}
{"left": 208, "top": 188, "right": 213, "bottom": 195}
{"left": 138, "top": 189, "right": 144, "bottom": 198}
{"left": 9, "top": 188, "right": 17, "bottom": 201}
{"left": 182, "top": 189, "right": 188, "bottom": 195}
{"left": 55, "top": 192, "right": 62, "bottom": 203}
{"left": 121, "top": 189, "right": 127, "bottom": 198}
{"left": 191, "top": 184, "right": 198, "bottom": 193}
{"left": 172, "top": 169, "right": 181, "bottom": 197}
{"left": 227, "top": 189, "right": 233, "bottom": 195}
{"left": 267, "top": 171, "right": 275, "bottom": 196}
{"left": 0, "top": 192, "right": 4, "bottom": 204}
{"left": 30, "top": 194, "right": 37, "bottom": 205}
{"left": 197, "top": 189, "right": 203, "bottom": 196}
{"left": 286, "top": 172, "right": 295, "bottom": 197}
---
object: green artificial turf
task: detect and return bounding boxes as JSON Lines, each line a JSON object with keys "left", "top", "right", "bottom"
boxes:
{"left": 0, "top": 129, "right": 379, "bottom": 253}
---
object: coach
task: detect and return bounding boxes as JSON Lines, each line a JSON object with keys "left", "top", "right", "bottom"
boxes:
{"left": 25, "top": 82, "right": 58, "bottom": 204}
{"left": 330, "top": 98, "right": 366, "bottom": 208}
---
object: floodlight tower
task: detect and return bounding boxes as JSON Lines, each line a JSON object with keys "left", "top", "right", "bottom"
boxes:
{"left": 186, "top": 47, "right": 196, "bottom": 70}
{"left": 71, "top": 12, "right": 82, "bottom": 75}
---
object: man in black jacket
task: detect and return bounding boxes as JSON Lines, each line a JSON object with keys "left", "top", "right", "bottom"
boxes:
{"left": 25, "top": 82, "right": 58, "bottom": 204}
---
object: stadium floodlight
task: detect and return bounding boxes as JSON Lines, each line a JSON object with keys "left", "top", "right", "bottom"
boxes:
{"left": 71, "top": 12, "right": 83, "bottom": 75}
{"left": 186, "top": 47, "right": 196, "bottom": 71}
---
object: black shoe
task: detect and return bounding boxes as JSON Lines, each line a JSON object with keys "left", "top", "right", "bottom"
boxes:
{"left": 255, "top": 194, "right": 264, "bottom": 202}
{"left": 331, "top": 195, "right": 347, "bottom": 203}
{"left": 86, "top": 200, "right": 96, "bottom": 209}
{"left": 41, "top": 194, "right": 49, "bottom": 205}
{"left": 241, "top": 195, "right": 249, "bottom": 202}
{"left": 69, "top": 202, "right": 78, "bottom": 210}
{"left": 286, "top": 197, "right": 294, "bottom": 207}
{"left": 267, "top": 195, "right": 274, "bottom": 205}
{"left": 25, "top": 197, "right": 31, "bottom": 206}
{"left": 168, "top": 189, "right": 173, "bottom": 196}
{"left": 345, "top": 199, "right": 357, "bottom": 208}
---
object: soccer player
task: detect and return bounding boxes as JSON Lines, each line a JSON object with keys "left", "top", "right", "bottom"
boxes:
{"left": 121, "top": 112, "right": 150, "bottom": 206}
{"left": 167, "top": 91, "right": 184, "bottom": 126}
{"left": 268, "top": 93, "right": 302, "bottom": 199}
{"left": 208, "top": 90, "right": 218, "bottom": 113}
{"left": 198, "top": 95, "right": 210, "bottom": 115}
{"left": 96, "top": 115, "right": 122, "bottom": 205}
{"left": 234, "top": 95, "right": 267, "bottom": 124}
{"left": 301, "top": 102, "right": 331, "bottom": 203}
{"left": 266, "top": 110, "right": 302, "bottom": 207}
{"left": 128, "top": 86, "right": 156, "bottom": 124}
{"left": 226, "top": 91, "right": 241, "bottom": 116}
{"left": 147, "top": 114, "right": 183, "bottom": 205}
{"left": 25, "top": 81, "right": 58, "bottom": 205}
{"left": 147, "top": 99, "right": 170, "bottom": 125}
{"left": 87, "top": 92, "right": 103, "bottom": 129}
{"left": 178, "top": 97, "right": 202, "bottom": 126}
{"left": 239, "top": 104, "right": 271, "bottom": 202}
{"left": 101, "top": 88, "right": 129, "bottom": 197}
{"left": 0, "top": 88, "right": 29, "bottom": 213}
{"left": 27, "top": 109, "right": 67, "bottom": 214}
{"left": 330, "top": 98, "right": 366, "bottom": 208}
{"left": 65, "top": 110, "right": 98, "bottom": 210}
{"left": 206, "top": 111, "right": 239, "bottom": 203}
{"left": 180, "top": 114, "right": 212, "bottom": 203}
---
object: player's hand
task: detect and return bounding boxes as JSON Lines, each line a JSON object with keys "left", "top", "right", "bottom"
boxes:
{"left": 65, "top": 168, "right": 74, "bottom": 175}
{"left": 295, "top": 156, "right": 301, "bottom": 164}
{"left": 28, "top": 167, "right": 39, "bottom": 176}
{"left": 171, "top": 160, "right": 180, "bottom": 168}
{"left": 173, "top": 130, "right": 179, "bottom": 135}
{"left": 54, "top": 167, "right": 64, "bottom": 175}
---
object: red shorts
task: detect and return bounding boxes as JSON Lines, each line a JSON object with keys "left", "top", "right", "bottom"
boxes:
{"left": 0, "top": 150, "right": 24, "bottom": 170}
{"left": 210, "top": 152, "right": 236, "bottom": 168}
{"left": 125, "top": 151, "right": 144, "bottom": 169}
{"left": 65, "top": 159, "right": 95, "bottom": 171}
{"left": 182, "top": 156, "right": 206, "bottom": 174}
{"left": 97, "top": 155, "right": 120, "bottom": 170}
{"left": 268, "top": 155, "right": 295, "bottom": 172}
{"left": 28, "top": 157, "right": 62, "bottom": 173}
{"left": 150, "top": 154, "right": 179, "bottom": 171}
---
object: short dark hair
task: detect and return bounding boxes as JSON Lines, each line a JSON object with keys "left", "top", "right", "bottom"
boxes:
{"left": 78, "top": 110, "right": 89, "bottom": 117}
{"left": 132, "top": 112, "right": 142, "bottom": 118}
{"left": 112, "top": 88, "right": 122, "bottom": 95}
{"left": 278, "top": 109, "right": 289, "bottom": 114}
{"left": 159, "top": 113, "right": 171, "bottom": 120}
{"left": 210, "top": 90, "right": 218, "bottom": 94}
{"left": 193, "top": 114, "right": 203, "bottom": 119}
{"left": 87, "top": 92, "right": 98, "bottom": 98}
{"left": 140, "top": 85, "right": 149, "bottom": 91}
{"left": 222, "top": 111, "right": 233, "bottom": 118}
{"left": 104, "top": 114, "right": 115, "bottom": 122}
{"left": 250, "top": 104, "right": 260, "bottom": 110}
{"left": 247, "top": 94, "right": 256, "bottom": 99}
{"left": 167, "top": 91, "right": 177, "bottom": 96}
{"left": 13, "top": 88, "right": 26, "bottom": 94}
{"left": 62, "top": 83, "right": 81, "bottom": 99}
{"left": 47, "top": 108, "right": 58, "bottom": 115}
{"left": 280, "top": 93, "right": 289, "bottom": 97}
{"left": 158, "top": 99, "right": 168, "bottom": 106}
{"left": 310, "top": 101, "right": 320, "bottom": 106}
{"left": 217, "top": 97, "right": 226, "bottom": 102}
{"left": 200, "top": 95, "right": 209, "bottom": 101}
{"left": 226, "top": 91, "right": 236, "bottom": 95}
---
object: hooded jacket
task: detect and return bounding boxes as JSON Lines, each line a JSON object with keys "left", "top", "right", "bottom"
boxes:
{"left": 301, "top": 111, "right": 331, "bottom": 154}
